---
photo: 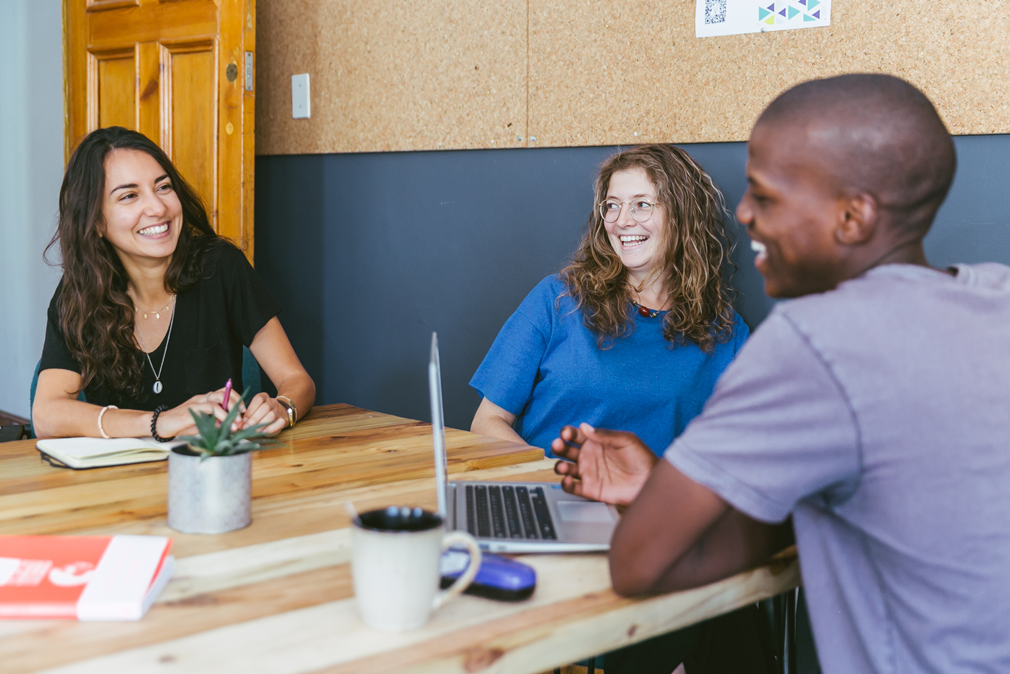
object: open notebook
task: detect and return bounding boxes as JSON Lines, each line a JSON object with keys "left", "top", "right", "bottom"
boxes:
{"left": 35, "top": 437, "right": 186, "bottom": 470}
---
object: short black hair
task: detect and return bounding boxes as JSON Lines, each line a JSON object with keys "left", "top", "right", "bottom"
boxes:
{"left": 756, "top": 74, "right": 956, "bottom": 236}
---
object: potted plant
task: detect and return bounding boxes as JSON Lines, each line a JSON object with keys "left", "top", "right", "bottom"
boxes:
{"left": 167, "top": 392, "right": 281, "bottom": 534}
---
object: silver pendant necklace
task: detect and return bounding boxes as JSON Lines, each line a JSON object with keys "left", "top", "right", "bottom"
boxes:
{"left": 135, "top": 297, "right": 177, "bottom": 395}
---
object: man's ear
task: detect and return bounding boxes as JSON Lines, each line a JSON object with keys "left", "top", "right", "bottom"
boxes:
{"left": 835, "top": 193, "right": 877, "bottom": 245}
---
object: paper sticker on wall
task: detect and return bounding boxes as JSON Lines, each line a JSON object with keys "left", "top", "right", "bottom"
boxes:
{"left": 697, "top": 0, "right": 830, "bottom": 37}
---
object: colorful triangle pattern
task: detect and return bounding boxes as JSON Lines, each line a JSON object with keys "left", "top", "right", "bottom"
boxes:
{"left": 758, "top": 0, "right": 826, "bottom": 25}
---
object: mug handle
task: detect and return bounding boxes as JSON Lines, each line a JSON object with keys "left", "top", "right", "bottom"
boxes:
{"left": 432, "top": 531, "right": 482, "bottom": 611}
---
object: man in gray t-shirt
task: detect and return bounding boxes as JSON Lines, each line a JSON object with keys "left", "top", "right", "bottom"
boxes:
{"left": 552, "top": 75, "right": 1010, "bottom": 673}
{"left": 670, "top": 262, "right": 1010, "bottom": 672}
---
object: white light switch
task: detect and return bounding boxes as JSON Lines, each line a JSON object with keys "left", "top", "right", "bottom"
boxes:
{"left": 291, "top": 73, "right": 310, "bottom": 119}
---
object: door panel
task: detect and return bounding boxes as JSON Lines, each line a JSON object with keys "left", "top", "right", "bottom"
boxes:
{"left": 88, "top": 4, "right": 217, "bottom": 50}
{"left": 166, "top": 43, "right": 217, "bottom": 219}
{"left": 86, "top": 1, "right": 139, "bottom": 11}
{"left": 94, "top": 52, "right": 136, "bottom": 130}
{"left": 65, "top": 0, "right": 255, "bottom": 259}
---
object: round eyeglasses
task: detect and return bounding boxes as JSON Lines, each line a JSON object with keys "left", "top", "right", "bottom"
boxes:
{"left": 599, "top": 198, "right": 658, "bottom": 224}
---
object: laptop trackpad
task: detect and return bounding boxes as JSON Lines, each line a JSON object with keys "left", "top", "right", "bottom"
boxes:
{"left": 557, "top": 500, "right": 615, "bottom": 523}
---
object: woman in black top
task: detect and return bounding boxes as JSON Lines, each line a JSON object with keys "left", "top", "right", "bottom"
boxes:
{"left": 33, "top": 127, "right": 315, "bottom": 440}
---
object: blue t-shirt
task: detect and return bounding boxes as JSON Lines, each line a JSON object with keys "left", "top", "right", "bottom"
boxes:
{"left": 470, "top": 275, "right": 748, "bottom": 455}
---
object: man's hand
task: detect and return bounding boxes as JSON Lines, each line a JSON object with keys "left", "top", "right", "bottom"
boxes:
{"left": 551, "top": 423, "right": 659, "bottom": 506}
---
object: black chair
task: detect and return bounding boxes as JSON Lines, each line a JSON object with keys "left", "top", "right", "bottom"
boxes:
{"left": 760, "top": 589, "right": 798, "bottom": 674}
{"left": 0, "top": 424, "right": 30, "bottom": 443}
{"left": 761, "top": 587, "right": 824, "bottom": 674}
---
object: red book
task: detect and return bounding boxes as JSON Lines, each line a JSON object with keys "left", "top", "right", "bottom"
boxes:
{"left": 0, "top": 535, "right": 173, "bottom": 620}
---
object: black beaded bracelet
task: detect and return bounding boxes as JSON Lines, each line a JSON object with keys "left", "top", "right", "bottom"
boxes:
{"left": 151, "top": 405, "right": 176, "bottom": 443}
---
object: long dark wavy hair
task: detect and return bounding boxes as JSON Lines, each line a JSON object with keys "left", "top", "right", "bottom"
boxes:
{"left": 560, "top": 144, "right": 737, "bottom": 352}
{"left": 45, "top": 126, "right": 219, "bottom": 398}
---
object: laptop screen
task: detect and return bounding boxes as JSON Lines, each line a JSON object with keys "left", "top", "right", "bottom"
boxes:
{"left": 428, "top": 332, "right": 449, "bottom": 518}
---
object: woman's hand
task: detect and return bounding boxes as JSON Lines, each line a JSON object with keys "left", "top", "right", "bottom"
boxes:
{"left": 155, "top": 387, "right": 246, "bottom": 438}
{"left": 239, "top": 393, "right": 288, "bottom": 437}
{"left": 248, "top": 317, "right": 315, "bottom": 436}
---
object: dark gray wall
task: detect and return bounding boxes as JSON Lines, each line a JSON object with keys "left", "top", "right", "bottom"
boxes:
{"left": 255, "top": 136, "right": 1010, "bottom": 429}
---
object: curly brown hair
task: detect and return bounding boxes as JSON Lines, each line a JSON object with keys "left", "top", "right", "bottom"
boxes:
{"left": 560, "top": 144, "right": 737, "bottom": 352}
{"left": 44, "top": 126, "right": 219, "bottom": 398}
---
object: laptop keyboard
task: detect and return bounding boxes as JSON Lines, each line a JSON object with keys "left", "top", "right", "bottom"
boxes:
{"left": 465, "top": 484, "right": 557, "bottom": 540}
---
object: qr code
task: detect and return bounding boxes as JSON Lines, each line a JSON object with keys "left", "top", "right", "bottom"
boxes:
{"left": 705, "top": 0, "right": 727, "bottom": 24}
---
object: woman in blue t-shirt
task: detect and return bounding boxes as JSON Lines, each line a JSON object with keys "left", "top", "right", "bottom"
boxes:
{"left": 469, "top": 144, "right": 765, "bottom": 674}
{"left": 470, "top": 144, "right": 747, "bottom": 457}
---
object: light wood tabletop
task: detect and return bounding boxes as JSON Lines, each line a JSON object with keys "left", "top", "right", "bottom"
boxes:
{"left": 0, "top": 403, "right": 798, "bottom": 674}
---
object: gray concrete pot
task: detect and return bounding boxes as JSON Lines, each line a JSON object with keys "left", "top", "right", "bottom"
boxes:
{"left": 167, "top": 447, "right": 252, "bottom": 534}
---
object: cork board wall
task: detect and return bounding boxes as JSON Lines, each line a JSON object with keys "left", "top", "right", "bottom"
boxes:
{"left": 256, "top": 0, "right": 529, "bottom": 155}
{"left": 257, "top": 0, "right": 1010, "bottom": 155}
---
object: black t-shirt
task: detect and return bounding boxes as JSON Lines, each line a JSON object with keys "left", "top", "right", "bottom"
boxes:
{"left": 40, "top": 242, "right": 282, "bottom": 411}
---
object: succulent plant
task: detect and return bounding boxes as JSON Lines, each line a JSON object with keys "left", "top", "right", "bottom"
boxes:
{"left": 178, "top": 388, "right": 283, "bottom": 459}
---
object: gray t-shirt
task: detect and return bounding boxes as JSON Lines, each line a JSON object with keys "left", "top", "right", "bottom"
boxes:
{"left": 666, "top": 263, "right": 1010, "bottom": 674}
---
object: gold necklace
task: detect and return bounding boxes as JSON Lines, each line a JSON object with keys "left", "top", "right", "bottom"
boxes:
{"left": 134, "top": 295, "right": 175, "bottom": 320}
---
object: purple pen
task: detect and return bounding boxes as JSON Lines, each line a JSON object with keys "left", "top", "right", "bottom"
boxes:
{"left": 221, "top": 378, "right": 233, "bottom": 411}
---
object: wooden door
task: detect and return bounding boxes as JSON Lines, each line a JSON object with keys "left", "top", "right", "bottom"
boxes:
{"left": 64, "top": 0, "right": 256, "bottom": 261}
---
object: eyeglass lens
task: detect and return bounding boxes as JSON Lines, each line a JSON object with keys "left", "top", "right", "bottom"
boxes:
{"left": 600, "top": 200, "right": 654, "bottom": 223}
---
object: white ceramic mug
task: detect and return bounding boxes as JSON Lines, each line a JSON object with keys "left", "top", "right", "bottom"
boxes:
{"left": 351, "top": 506, "right": 482, "bottom": 631}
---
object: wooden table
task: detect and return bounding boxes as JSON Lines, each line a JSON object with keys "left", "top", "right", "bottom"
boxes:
{"left": 0, "top": 404, "right": 798, "bottom": 674}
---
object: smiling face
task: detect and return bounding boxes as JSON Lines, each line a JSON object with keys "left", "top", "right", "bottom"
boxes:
{"left": 603, "top": 168, "right": 666, "bottom": 285}
{"left": 100, "top": 148, "right": 183, "bottom": 269}
{"left": 736, "top": 123, "right": 851, "bottom": 299}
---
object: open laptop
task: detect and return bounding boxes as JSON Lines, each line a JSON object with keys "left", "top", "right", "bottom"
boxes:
{"left": 429, "top": 332, "right": 619, "bottom": 553}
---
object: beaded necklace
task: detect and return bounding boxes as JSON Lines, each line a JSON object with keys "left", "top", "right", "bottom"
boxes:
{"left": 630, "top": 300, "right": 662, "bottom": 318}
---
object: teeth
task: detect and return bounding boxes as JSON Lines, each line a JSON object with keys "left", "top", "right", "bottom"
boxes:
{"left": 620, "top": 235, "right": 648, "bottom": 248}
{"left": 139, "top": 224, "right": 169, "bottom": 236}
{"left": 750, "top": 240, "right": 766, "bottom": 254}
